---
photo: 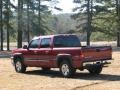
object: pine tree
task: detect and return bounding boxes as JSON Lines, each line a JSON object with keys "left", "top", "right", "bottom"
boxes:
{"left": 0, "top": 0, "right": 3, "bottom": 51}
{"left": 73, "top": 0, "right": 93, "bottom": 45}
{"left": 27, "top": 0, "right": 30, "bottom": 43}
{"left": 73, "top": 0, "right": 117, "bottom": 44}
{"left": 18, "top": 0, "right": 23, "bottom": 48}
{"left": 116, "top": 0, "right": 120, "bottom": 47}
{"left": 5, "top": 0, "right": 10, "bottom": 50}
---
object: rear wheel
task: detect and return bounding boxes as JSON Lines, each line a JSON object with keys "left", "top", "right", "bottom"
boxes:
{"left": 87, "top": 65, "right": 102, "bottom": 75}
{"left": 14, "top": 59, "right": 26, "bottom": 73}
{"left": 60, "top": 61, "right": 76, "bottom": 78}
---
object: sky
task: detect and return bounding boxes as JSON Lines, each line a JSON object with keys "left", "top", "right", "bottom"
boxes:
{"left": 11, "top": 0, "right": 75, "bottom": 14}
{"left": 55, "top": 0, "right": 75, "bottom": 14}
{"left": 11, "top": 0, "right": 106, "bottom": 14}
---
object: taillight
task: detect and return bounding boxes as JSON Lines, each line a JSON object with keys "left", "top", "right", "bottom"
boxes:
{"left": 80, "top": 51, "right": 84, "bottom": 59}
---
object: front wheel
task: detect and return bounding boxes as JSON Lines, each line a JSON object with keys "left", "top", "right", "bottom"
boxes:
{"left": 15, "top": 60, "right": 26, "bottom": 73}
{"left": 60, "top": 61, "right": 76, "bottom": 78}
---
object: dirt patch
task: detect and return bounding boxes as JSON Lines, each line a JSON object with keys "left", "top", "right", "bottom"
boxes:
{"left": 0, "top": 48, "right": 120, "bottom": 90}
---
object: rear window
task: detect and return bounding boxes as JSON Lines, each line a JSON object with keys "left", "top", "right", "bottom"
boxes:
{"left": 53, "top": 35, "right": 81, "bottom": 47}
{"left": 40, "top": 38, "right": 51, "bottom": 48}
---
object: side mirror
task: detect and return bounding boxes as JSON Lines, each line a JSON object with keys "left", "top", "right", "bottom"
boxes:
{"left": 23, "top": 45, "right": 28, "bottom": 49}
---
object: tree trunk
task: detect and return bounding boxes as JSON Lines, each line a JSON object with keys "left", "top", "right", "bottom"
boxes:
{"left": 117, "top": 32, "right": 120, "bottom": 47}
{"left": 86, "top": 0, "right": 91, "bottom": 46}
{"left": 17, "top": 0, "right": 23, "bottom": 48}
{"left": 27, "top": 0, "right": 30, "bottom": 43}
{"left": 38, "top": 0, "right": 41, "bottom": 35}
{"left": 116, "top": 0, "right": 120, "bottom": 47}
{"left": 6, "top": 0, "right": 10, "bottom": 50}
{"left": 0, "top": 0, "right": 3, "bottom": 51}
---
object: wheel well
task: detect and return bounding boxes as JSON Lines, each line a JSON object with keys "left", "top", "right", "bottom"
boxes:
{"left": 57, "top": 56, "right": 72, "bottom": 67}
{"left": 13, "top": 55, "right": 23, "bottom": 63}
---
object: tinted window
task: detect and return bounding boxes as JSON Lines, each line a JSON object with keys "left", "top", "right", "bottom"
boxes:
{"left": 53, "top": 35, "right": 81, "bottom": 47}
{"left": 29, "top": 39, "right": 40, "bottom": 48}
{"left": 41, "top": 38, "right": 51, "bottom": 48}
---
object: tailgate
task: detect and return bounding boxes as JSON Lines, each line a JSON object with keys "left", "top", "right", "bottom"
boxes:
{"left": 82, "top": 46, "right": 112, "bottom": 62}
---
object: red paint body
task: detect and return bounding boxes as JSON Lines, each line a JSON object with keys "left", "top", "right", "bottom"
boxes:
{"left": 12, "top": 34, "right": 112, "bottom": 69}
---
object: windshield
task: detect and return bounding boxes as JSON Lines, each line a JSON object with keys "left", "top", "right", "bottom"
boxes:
{"left": 53, "top": 35, "right": 81, "bottom": 47}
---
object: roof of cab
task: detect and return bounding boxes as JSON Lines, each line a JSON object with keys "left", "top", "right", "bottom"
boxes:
{"left": 32, "top": 34, "right": 76, "bottom": 40}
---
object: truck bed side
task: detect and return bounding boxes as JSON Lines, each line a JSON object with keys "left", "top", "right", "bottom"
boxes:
{"left": 81, "top": 46, "right": 112, "bottom": 62}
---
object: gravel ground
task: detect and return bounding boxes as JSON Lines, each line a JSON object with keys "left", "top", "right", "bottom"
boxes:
{"left": 0, "top": 47, "right": 120, "bottom": 90}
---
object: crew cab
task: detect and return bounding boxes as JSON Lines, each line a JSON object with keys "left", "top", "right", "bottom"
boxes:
{"left": 11, "top": 34, "right": 112, "bottom": 77}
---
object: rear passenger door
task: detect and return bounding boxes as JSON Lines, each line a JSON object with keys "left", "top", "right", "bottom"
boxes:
{"left": 37, "top": 38, "right": 53, "bottom": 67}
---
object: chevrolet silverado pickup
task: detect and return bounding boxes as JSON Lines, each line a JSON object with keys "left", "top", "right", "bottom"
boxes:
{"left": 11, "top": 34, "right": 112, "bottom": 77}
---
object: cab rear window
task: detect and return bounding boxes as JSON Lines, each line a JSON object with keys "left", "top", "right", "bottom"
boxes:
{"left": 53, "top": 35, "right": 81, "bottom": 47}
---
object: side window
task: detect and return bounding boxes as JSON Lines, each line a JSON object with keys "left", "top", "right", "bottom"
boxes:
{"left": 29, "top": 39, "right": 40, "bottom": 48}
{"left": 40, "top": 38, "right": 51, "bottom": 48}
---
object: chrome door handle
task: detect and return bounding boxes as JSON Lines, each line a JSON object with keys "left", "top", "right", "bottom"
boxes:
{"left": 34, "top": 51, "right": 37, "bottom": 54}
{"left": 45, "top": 51, "right": 49, "bottom": 54}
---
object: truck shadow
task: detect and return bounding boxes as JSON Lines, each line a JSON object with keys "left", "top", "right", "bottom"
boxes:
{"left": 25, "top": 70, "right": 120, "bottom": 81}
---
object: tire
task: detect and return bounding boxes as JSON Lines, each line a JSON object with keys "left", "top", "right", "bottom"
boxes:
{"left": 60, "top": 61, "right": 76, "bottom": 78}
{"left": 14, "top": 59, "right": 26, "bottom": 73}
{"left": 87, "top": 64, "right": 102, "bottom": 75}
{"left": 41, "top": 67, "right": 51, "bottom": 71}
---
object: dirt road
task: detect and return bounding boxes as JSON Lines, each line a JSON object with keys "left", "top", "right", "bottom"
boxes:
{"left": 0, "top": 47, "right": 120, "bottom": 90}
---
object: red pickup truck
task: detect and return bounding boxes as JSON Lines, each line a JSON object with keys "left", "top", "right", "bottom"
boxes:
{"left": 11, "top": 34, "right": 112, "bottom": 77}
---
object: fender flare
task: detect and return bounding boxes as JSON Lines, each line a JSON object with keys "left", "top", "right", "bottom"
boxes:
{"left": 12, "top": 53, "right": 24, "bottom": 63}
{"left": 56, "top": 54, "right": 73, "bottom": 67}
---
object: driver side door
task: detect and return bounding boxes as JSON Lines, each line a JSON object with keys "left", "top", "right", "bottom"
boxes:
{"left": 23, "top": 39, "right": 40, "bottom": 66}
